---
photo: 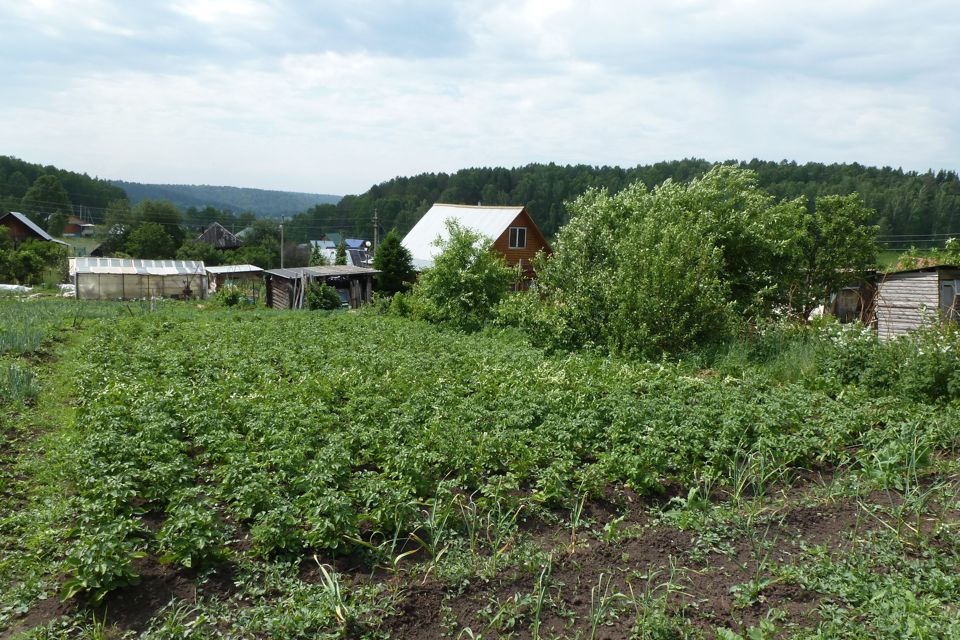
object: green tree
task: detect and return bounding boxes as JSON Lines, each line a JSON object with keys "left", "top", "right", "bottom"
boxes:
{"left": 335, "top": 240, "right": 347, "bottom": 265}
{"left": 126, "top": 222, "right": 175, "bottom": 259}
{"left": 21, "top": 174, "right": 72, "bottom": 227}
{"left": 132, "top": 200, "right": 184, "bottom": 247}
{"left": 47, "top": 212, "right": 68, "bottom": 237}
{"left": 408, "top": 220, "right": 515, "bottom": 331}
{"left": 787, "top": 193, "right": 878, "bottom": 318}
{"left": 176, "top": 240, "right": 223, "bottom": 265}
{"left": 372, "top": 229, "right": 414, "bottom": 295}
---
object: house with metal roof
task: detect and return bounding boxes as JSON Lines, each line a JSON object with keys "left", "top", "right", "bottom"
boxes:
{"left": 69, "top": 258, "right": 208, "bottom": 300}
{"left": 0, "top": 211, "right": 69, "bottom": 246}
{"left": 401, "top": 204, "right": 551, "bottom": 279}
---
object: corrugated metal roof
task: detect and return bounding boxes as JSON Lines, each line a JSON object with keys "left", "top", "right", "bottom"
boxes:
{"left": 1, "top": 211, "right": 70, "bottom": 245}
{"left": 71, "top": 257, "right": 206, "bottom": 276}
{"left": 205, "top": 264, "right": 263, "bottom": 274}
{"left": 265, "top": 265, "right": 379, "bottom": 278}
{"left": 401, "top": 204, "right": 525, "bottom": 268}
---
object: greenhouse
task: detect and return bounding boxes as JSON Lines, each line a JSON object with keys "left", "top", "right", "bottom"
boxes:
{"left": 70, "top": 258, "right": 208, "bottom": 300}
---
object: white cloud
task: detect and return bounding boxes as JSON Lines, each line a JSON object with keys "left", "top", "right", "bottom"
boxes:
{"left": 0, "top": 0, "right": 957, "bottom": 192}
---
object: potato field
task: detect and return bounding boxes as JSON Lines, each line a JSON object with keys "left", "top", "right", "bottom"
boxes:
{"left": 1, "top": 299, "right": 959, "bottom": 639}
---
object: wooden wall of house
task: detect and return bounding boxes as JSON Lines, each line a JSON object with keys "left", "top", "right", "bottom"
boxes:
{"left": 492, "top": 210, "right": 552, "bottom": 275}
{"left": 1, "top": 216, "right": 37, "bottom": 244}
{"left": 875, "top": 271, "right": 939, "bottom": 339}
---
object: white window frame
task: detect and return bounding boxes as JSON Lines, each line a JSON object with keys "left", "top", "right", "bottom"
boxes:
{"left": 508, "top": 226, "right": 527, "bottom": 249}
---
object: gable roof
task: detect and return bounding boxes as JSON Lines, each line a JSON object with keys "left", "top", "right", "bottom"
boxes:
{"left": 0, "top": 211, "right": 69, "bottom": 245}
{"left": 402, "top": 204, "right": 527, "bottom": 268}
{"left": 197, "top": 222, "right": 242, "bottom": 249}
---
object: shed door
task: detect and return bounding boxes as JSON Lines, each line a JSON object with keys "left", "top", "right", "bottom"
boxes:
{"left": 942, "top": 281, "right": 958, "bottom": 319}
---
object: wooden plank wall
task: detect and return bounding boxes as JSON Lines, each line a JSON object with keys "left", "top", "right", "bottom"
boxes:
{"left": 270, "top": 278, "right": 290, "bottom": 310}
{"left": 875, "top": 271, "right": 938, "bottom": 339}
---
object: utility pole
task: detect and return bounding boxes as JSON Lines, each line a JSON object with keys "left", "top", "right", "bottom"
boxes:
{"left": 279, "top": 216, "right": 284, "bottom": 269}
{"left": 372, "top": 209, "right": 379, "bottom": 254}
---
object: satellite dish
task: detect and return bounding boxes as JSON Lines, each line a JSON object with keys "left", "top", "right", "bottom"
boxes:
{"left": 364, "top": 240, "right": 372, "bottom": 248}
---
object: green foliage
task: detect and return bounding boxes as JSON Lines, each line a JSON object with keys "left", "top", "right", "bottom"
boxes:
{"left": 20, "top": 174, "right": 72, "bottom": 227}
{"left": 62, "top": 516, "right": 146, "bottom": 602}
{"left": 306, "top": 282, "right": 342, "bottom": 310}
{"left": 0, "top": 238, "right": 67, "bottom": 285}
{"left": 372, "top": 229, "right": 415, "bottom": 295}
{"left": 335, "top": 240, "right": 347, "bottom": 265}
{"left": 156, "top": 489, "right": 230, "bottom": 568}
{"left": 402, "top": 220, "right": 515, "bottom": 331}
{"left": 309, "top": 244, "right": 329, "bottom": 266}
{"left": 176, "top": 239, "right": 223, "bottom": 265}
{"left": 131, "top": 200, "right": 184, "bottom": 246}
{"left": 214, "top": 285, "right": 245, "bottom": 307}
{"left": 125, "top": 222, "right": 176, "bottom": 259}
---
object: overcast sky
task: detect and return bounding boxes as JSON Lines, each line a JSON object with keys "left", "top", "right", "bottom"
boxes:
{"left": 1, "top": 1, "right": 957, "bottom": 196}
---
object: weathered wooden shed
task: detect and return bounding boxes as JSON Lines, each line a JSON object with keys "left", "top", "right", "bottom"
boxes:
{"left": 264, "top": 265, "right": 378, "bottom": 310}
{"left": 874, "top": 265, "right": 960, "bottom": 339}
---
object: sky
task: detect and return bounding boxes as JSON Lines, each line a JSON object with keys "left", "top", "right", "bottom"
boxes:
{"left": 0, "top": 0, "right": 958, "bottom": 196}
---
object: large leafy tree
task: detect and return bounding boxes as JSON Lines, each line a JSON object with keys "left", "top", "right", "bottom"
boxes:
{"left": 126, "top": 222, "right": 176, "bottom": 259}
{"left": 526, "top": 166, "right": 877, "bottom": 355}
{"left": 21, "top": 174, "right": 72, "bottom": 227}
{"left": 372, "top": 229, "right": 414, "bottom": 295}
{"left": 408, "top": 220, "right": 515, "bottom": 331}
{"left": 788, "top": 194, "right": 877, "bottom": 318}
{"left": 132, "top": 200, "right": 185, "bottom": 247}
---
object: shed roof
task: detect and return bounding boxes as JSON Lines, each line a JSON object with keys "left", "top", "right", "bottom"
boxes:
{"left": 265, "top": 265, "right": 379, "bottom": 279}
{"left": 402, "top": 203, "right": 526, "bottom": 267}
{"left": 881, "top": 264, "right": 960, "bottom": 277}
{"left": 0, "top": 211, "right": 69, "bottom": 245}
{"left": 71, "top": 257, "right": 206, "bottom": 276}
{"left": 205, "top": 264, "right": 263, "bottom": 275}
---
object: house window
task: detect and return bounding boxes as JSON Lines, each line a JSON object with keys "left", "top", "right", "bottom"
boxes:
{"left": 509, "top": 226, "right": 527, "bottom": 249}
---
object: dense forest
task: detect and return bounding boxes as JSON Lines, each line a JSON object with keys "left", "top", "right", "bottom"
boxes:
{"left": 112, "top": 181, "right": 340, "bottom": 218}
{"left": 0, "top": 156, "right": 125, "bottom": 220}
{"left": 287, "top": 159, "right": 960, "bottom": 247}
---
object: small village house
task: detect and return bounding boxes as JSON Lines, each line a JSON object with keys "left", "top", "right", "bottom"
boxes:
{"left": 401, "top": 204, "right": 552, "bottom": 282}
{"left": 197, "top": 222, "right": 243, "bottom": 250}
{"left": 874, "top": 265, "right": 960, "bottom": 339}
{"left": 0, "top": 211, "right": 69, "bottom": 247}
{"left": 264, "top": 265, "right": 378, "bottom": 310}
{"left": 71, "top": 257, "right": 208, "bottom": 300}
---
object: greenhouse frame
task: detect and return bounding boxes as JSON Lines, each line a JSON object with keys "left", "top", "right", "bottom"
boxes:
{"left": 70, "top": 258, "right": 208, "bottom": 300}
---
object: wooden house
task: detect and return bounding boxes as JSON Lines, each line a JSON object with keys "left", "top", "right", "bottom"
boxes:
{"left": 197, "top": 222, "right": 242, "bottom": 250}
{"left": 401, "top": 204, "right": 551, "bottom": 282}
{"left": 264, "top": 265, "right": 378, "bottom": 310}
{"left": 874, "top": 265, "right": 960, "bottom": 339}
{"left": 0, "top": 211, "right": 69, "bottom": 247}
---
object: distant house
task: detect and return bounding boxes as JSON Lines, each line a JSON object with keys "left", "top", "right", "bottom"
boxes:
{"left": 306, "top": 240, "right": 371, "bottom": 267}
{"left": 0, "top": 211, "right": 69, "bottom": 247}
{"left": 63, "top": 215, "right": 97, "bottom": 238}
{"left": 401, "top": 204, "right": 551, "bottom": 281}
{"left": 874, "top": 265, "right": 960, "bottom": 339}
{"left": 264, "top": 265, "right": 378, "bottom": 310}
{"left": 197, "top": 222, "right": 242, "bottom": 250}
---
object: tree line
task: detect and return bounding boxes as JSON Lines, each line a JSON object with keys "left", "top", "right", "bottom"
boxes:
{"left": 285, "top": 159, "right": 960, "bottom": 245}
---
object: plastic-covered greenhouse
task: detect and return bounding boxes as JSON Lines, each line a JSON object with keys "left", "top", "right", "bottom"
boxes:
{"left": 70, "top": 258, "right": 208, "bottom": 300}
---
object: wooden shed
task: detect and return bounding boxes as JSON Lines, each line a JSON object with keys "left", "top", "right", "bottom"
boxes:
{"left": 264, "top": 265, "right": 378, "bottom": 310}
{"left": 874, "top": 265, "right": 960, "bottom": 339}
{"left": 197, "top": 222, "right": 242, "bottom": 250}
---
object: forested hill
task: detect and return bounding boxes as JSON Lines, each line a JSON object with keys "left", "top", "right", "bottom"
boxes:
{"left": 295, "top": 159, "right": 960, "bottom": 244}
{"left": 113, "top": 181, "right": 340, "bottom": 218}
{"left": 0, "top": 155, "right": 125, "bottom": 216}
